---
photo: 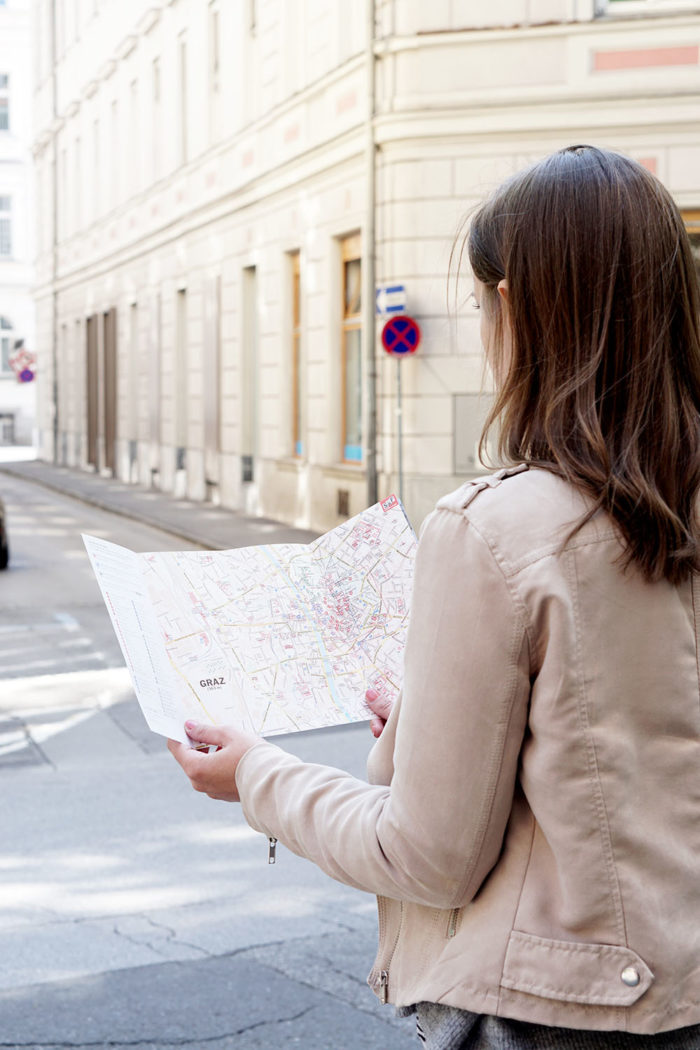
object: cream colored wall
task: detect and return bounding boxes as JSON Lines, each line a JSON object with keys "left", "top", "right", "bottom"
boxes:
{"left": 33, "top": 0, "right": 700, "bottom": 531}
{"left": 373, "top": 9, "right": 700, "bottom": 527}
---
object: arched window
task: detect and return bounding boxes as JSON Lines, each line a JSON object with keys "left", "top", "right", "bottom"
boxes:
{"left": 0, "top": 315, "right": 14, "bottom": 373}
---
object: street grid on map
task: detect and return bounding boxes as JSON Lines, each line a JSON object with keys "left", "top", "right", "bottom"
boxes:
{"left": 84, "top": 497, "right": 416, "bottom": 740}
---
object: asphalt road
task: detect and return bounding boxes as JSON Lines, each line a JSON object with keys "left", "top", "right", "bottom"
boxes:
{"left": 0, "top": 472, "right": 415, "bottom": 1050}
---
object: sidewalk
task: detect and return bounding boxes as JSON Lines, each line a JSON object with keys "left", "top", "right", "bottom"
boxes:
{"left": 0, "top": 449, "right": 319, "bottom": 549}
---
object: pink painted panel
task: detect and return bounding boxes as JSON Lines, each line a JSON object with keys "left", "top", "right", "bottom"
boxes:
{"left": 594, "top": 45, "right": 699, "bottom": 71}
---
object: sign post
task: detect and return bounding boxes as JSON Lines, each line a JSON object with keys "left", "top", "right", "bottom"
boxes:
{"left": 8, "top": 342, "right": 36, "bottom": 383}
{"left": 381, "top": 315, "right": 421, "bottom": 506}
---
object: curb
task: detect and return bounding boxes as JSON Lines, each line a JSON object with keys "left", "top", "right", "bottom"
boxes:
{"left": 0, "top": 461, "right": 319, "bottom": 550}
{"left": 0, "top": 461, "right": 215, "bottom": 548}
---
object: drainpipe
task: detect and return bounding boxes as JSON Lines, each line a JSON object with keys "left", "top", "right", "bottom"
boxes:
{"left": 50, "top": 0, "right": 59, "bottom": 463}
{"left": 364, "top": 0, "right": 378, "bottom": 506}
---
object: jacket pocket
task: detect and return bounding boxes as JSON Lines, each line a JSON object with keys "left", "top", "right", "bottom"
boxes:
{"left": 500, "top": 931, "right": 654, "bottom": 1006}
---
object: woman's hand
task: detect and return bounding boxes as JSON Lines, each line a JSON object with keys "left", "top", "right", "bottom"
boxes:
{"left": 366, "top": 688, "right": 393, "bottom": 738}
{"left": 167, "top": 721, "right": 260, "bottom": 803}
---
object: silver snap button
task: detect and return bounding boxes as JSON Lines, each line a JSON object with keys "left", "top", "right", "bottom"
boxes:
{"left": 621, "top": 967, "right": 640, "bottom": 987}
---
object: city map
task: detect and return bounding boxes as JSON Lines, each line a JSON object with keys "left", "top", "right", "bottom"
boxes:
{"left": 83, "top": 495, "right": 416, "bottom": 744}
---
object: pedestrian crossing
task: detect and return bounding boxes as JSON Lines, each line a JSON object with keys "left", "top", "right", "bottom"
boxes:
{"left": 0, "top": 608, "right": 120, "bottom": 680}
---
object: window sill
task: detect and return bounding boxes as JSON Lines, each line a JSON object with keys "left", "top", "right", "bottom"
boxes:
{"left": 276, "top": 456, "right": 307, "bottom": 470}
{"left": 597, "top": 0, "right": 700, "bottom": 16}
{"left": 324, "top": 462, "right": 366, "bottom": 479}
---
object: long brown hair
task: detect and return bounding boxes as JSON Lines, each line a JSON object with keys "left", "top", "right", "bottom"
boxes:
{"left": 466, "top": 145, "right": 700, "bottom": 585}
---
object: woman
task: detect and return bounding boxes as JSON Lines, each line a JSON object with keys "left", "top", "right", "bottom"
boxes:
{"left": 169, "top": 146, "right": 700, "bottom": 1047}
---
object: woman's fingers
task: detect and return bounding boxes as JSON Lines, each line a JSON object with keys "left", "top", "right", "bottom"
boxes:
{"left": 365, "top": 688, "right": 393, "bottom": 722}
{"left": 168, "top": 722, "right": 261, "bottom": 803}
{"left": 370, "top": 716, "right": 385, "bottom": 738}
{"left": 184, "top": 721, "right": 230, "bottom": 748}
{"left": 366, "top": 688, "right": 393, "bottom": 738}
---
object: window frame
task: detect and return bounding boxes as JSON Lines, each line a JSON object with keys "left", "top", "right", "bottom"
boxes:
{"left": 209, "top": 1, "right": 221, "bottom": 95}
{"left": 340, "top": 232, "right": 363, "bottom": 465}
{"left": 597, "top": 0, "right": 700, "bottom": 15}
{"left": 152, "top": 57, "right": 161, "bottom": 182}
{"left": 0, "top": 73, "right": 9, "bottom": 132}
{"left": 208, "top": 0, "right": 221, "bottom": 144}
{"left": 0, "top": 195, "right": 11, "bottom": 257}
{"left": 0, "top": 315, "right": 15, "bottom": 374}
{"left": 178, "top": 32, "right": 188, "bottom": 165}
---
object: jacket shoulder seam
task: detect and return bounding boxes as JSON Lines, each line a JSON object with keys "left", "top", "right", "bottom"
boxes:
{"left": 462, "top": 514, "right": 536, "bottom": 663}
{"left": 438, "top": 478, "right": 618, "bottom": 578}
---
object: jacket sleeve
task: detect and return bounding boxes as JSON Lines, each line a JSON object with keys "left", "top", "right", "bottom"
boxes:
{"left": 235, "top": 506, "right": 532, "bottom": 909}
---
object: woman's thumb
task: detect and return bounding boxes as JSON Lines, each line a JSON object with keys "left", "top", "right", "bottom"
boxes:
{"left": 185, "top": 720, "right": 227, "bottom": 748}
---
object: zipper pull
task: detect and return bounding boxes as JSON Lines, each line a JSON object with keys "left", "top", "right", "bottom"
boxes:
{"left": 379, "top": 969, "right": 389, "bottom": 1004}
{"left": 447, "top": 908, "right": 459, "bottom": 939}
{"left": 267, "top": 837, "right": 277, "bottom": 864}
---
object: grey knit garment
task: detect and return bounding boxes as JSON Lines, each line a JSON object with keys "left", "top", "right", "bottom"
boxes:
{"left": 402, "top": 1002, "right": 700, "bottom": 1049}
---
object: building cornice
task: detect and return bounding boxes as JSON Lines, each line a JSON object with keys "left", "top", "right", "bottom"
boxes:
{"left": 136, "top": 7, "right": 162, "bottom": 35}
{"left": 378, "top": 11, "right": 700, "bottom": 52}
{"left": 97, "top": 59, "right": 117, "bottom": 83}
{"left": 115, "top": 34, "right": 138, "bottom": 61}
{"left": 373, "top": 90, "right": 700, "bottom": 141}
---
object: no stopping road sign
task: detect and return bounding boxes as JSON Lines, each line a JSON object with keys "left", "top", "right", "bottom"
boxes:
{"left": 381, "top": 315, "right": 421, "bottom": 356}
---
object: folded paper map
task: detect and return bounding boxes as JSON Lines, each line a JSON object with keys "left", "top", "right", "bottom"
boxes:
{"left": 83, "top": 495, "right": 416, "bottom": 743}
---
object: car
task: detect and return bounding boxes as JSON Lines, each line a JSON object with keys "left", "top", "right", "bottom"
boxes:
{"left": 0, "top": 495, "right": 8, "bottom": 570}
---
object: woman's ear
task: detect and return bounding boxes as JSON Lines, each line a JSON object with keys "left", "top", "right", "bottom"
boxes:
{"left": 497, "top": 278, "right": 509, "bottom": 304}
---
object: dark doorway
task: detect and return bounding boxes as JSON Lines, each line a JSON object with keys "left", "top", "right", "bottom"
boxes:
{"left": 86, "top": 315, "right": 98, "bottom": 469}
{"left": 103, "top": 308, "right": 117, "bottom": 475}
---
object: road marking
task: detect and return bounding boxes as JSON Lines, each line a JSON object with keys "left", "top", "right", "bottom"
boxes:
{"left": 1, "top": 652, "right": 107, "bottom": 676}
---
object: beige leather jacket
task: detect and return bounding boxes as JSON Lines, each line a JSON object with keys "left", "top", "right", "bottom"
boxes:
{"left": 236, "top": 465, "right": 700, "bottom": 1035}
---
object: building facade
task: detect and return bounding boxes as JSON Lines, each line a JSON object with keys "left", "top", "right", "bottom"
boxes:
{"left": 1, "top": 0, "right": 35, "bottom": 446}
{"left": 33, "top": 0, "right": 700, "bottom": 532}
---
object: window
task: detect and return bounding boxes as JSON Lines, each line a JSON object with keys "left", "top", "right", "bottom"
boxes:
{"left": 0, "top": 74, "right": 9, "bottom": 132}
{"left": 129, "top": 302, "right": 139, "bottom": 442}
{"left": 597, "top": 0, "right": 700, "bottom": 13}
{"left": 684, "top": 211, "right": 700, "bottom": 289}
{"left": 92, "top": 119, "right": 100, "bottom": 218}
{"left": 0, "top": 196, "right": 11, "bottom": 256}
{"left": 178, "top": 33, "right": 188, "bottom": 164}
{"left": 152, "top": 58, "right": 161, "bottom": 180}
{"left": 241, "top": 266, "right": 258, "bottom": 481}
{"left": 175, "top": 288, "right": 188, "bottom": 452}
{"left": 340, "top": 234, "right": 362, "bottom": 463}
{"left": 129, "top": 80, "right": 140, "bottom": 195}
{"left": 56, "top": 0, "right": 64, "bottom": 55}
{"left": 0, "top": 316, "right": 14, "bottom": 373}
{"left": 208, "top": 2, "right": 221, "bottom": 142}
{"left": 209, "top": 2, "right": 220, "bottom": 94}
{"left": 74, "top": 137, "right": 81, "bottom": 229}
{"left": 60, "top": 147, "right": 68, "bottom": 235}
{"left": 290, "top": 252, "right": 303, "bottom": 457}
{"left": 110, "top": 99, "right": 119, "bottom": 207}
